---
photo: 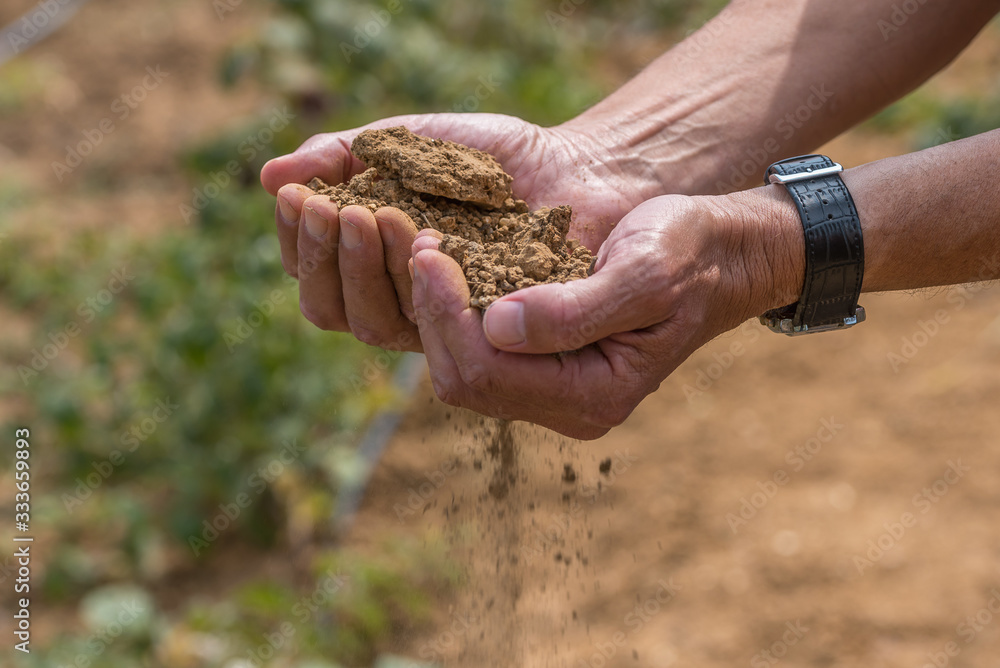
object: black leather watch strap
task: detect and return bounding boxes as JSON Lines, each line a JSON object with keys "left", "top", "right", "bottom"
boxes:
{"left": 760, "top": 155, "right": 865, "bottom": 335}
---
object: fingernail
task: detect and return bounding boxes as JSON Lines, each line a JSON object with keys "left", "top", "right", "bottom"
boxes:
{"left": 413, "top": 253, "right": 429, "bottom": 289}
{"left": 340, "top": 215, "right": 362, "bottom": 249}
{"left": 278, "top": 196, "right": 298, "bottom": 225}
{"left": 408, "top": 259, "right": 414, "bottom": 281}
{"left": 304, "top": 207, "right": 328, "bottom": 238}
{"left": 376, "top": 217, "right": 395, "bottom": 247}
{"left": 484, "top": 301, "right": 526, "bottom": 347}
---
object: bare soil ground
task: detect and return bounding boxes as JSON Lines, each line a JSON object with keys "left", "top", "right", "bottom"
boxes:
{"left": 7, "top": 1, "right": 1000, "bottom": 665}
{"left": 343, "top": 27, "right": 1000, "bottom": 668}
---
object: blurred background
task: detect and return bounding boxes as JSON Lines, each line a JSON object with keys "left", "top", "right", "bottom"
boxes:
{"left": 1, "top": 1, "right": 1000, "bottom": 666}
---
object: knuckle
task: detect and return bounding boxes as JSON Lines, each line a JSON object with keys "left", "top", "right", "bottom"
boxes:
{"left": 432, "top": 378, "right": 463, "bottom": 408}
{"left": 338, "top": 259, "right": 370, "bottom": 285}
{"left": 458, "top": 362, "right": 501, "bottom": 395}
{"left": 550, "top": 291, "right": 590, "bottom": 349}
{"left": 592, "top": 395, "right": 634, "bottom": 429}
{"left": 299, "top": 301, "right": 346, "bottom": 332}
{"left": 349, "top": 323, "right": 389, "bottom": 348}
{"left": 570, "top": 424, "right": 611, "bottom": 441}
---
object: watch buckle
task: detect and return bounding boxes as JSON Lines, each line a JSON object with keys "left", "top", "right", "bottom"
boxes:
{"left": 760, "top": 306, "right": 866, "bottom": 336}
{"left": 767, "top": 162, "right": 844, "bottom": 185}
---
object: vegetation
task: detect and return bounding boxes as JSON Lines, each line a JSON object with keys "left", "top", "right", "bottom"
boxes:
{"left": 2, "top": 1, "right": 994, "bottom": 666}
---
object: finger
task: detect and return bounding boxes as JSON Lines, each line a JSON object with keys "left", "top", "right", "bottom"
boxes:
{"left": 413, "top": 248, "right": 623, "bottom": 412}
{"left": 259, "top": 116, "right": 439, "bottom": 195}
{"left": 261, "top": 133, "right": 364, "bottom": 196}
{"left": 260, "top": 113, "right": 525, "bottom": 196}
{"left": 275, "top": 183, "right": 315, "bottom": 278}
{"left": 375, "top": 207, "right": 421, "bottom": 321}
{"left": 297, "top": 195, "right": 346, "bottom": 331}
{"left": 410, "top": 250, "right": 608, "bottom": 439}
{"left": 481, "top": 262, "right": 658, "bottom": 354}
{"left": 339, "top": 205, "right": 421, "bottom": 350}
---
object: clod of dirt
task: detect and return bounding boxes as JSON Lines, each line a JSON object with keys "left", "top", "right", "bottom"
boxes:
{"left": 599, "top": 458, "right": 612, "bottom": 475}
{"left": 351, "top": 126, "right": 513, "bottom": 208}
{"left": 308, "top": 126, "right": 594, "bottom": 309}
{"left": 562, "top": 463, "right": 577, "bottom": 484}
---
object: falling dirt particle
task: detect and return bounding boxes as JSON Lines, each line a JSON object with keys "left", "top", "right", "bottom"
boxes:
{"left": 308, "top": 126, "right": 593, "bottom": 310}
{"left": 633, "top": 649, "right": 639, "bottom": 660}
{"left": 562, "top": 463, "right": 577, "bottom": 484}
{"left": 599, "top": 458, "right": 612, "bottom": 475}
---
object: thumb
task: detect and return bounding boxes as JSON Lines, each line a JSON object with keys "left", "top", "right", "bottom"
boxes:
{"left": 482, "top": 262, "right": 656, "bottom": 354}
{"left": 260, "top": 133, "right": 362, "bottom": 196}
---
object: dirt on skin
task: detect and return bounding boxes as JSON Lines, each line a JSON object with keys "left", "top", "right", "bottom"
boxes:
{"left": 307, "top": 126, "right": 594, "bottom": 309}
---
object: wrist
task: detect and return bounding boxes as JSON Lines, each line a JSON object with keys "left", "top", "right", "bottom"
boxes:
{"left": 709, "top": 186, "right": 805, "bottom": 322}
{"left": 557, "top": 111, "right": 728, "bottom": 198}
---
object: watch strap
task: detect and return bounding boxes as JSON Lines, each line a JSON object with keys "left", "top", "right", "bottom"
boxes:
{"left": 761, "top": 155, "right": 865, "bottom": 334}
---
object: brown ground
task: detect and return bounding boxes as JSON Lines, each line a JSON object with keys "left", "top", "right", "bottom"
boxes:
{"left": 6, "top": 1, "right": 1000, "bottom": 666}
{"left": 309, "top": 127, "right": 593, "bottom": 309}
{"left": 351, "top": 289, "right": 1000, "bottom": 668}
{"left": 341, "top": 28, "right": 1000, "bottom": 668}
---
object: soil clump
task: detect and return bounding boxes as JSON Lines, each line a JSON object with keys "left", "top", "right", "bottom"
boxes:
{"left": 308, "top": 126, "right": 593, "bottom": 308}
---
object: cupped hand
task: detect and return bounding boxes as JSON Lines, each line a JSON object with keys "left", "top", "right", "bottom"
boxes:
{"left": 260, "top": 112, "right": 658, "bottom": 351}
{"left": 409, "top": 190, "right": 801, "bottom": 439}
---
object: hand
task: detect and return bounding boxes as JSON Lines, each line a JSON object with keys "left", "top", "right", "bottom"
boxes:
{"left": 409, "top": 189, "right": 802, "bottom": 439}
{"left": 260, "top": 112, "right": 665, "bottom": 351}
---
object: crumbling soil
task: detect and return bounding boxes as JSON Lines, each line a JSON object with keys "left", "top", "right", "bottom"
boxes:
{"left": 308, "top": 126, "right": 594, "bottom": 308}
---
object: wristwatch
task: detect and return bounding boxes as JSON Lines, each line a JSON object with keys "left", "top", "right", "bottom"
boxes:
{"left": 759, "top": 154, "right": 866, "bottom": 335}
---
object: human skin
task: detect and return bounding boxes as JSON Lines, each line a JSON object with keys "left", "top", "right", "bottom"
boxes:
{"left": 261, "top": 0, "right": 1000, "bottom": 435}
{"left": 410, "top": 130, "right": 1000, "bottom": 439}
{"left": 262, "top": 1, "right": 1000, "bottom": 350}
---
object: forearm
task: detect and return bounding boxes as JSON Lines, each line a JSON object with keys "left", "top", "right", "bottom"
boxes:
{"left": 741, "top": 129, "right": 1000, "bottom": 318}
{"left": 563, "top": 0, "right": 1000, "bottom": 196}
